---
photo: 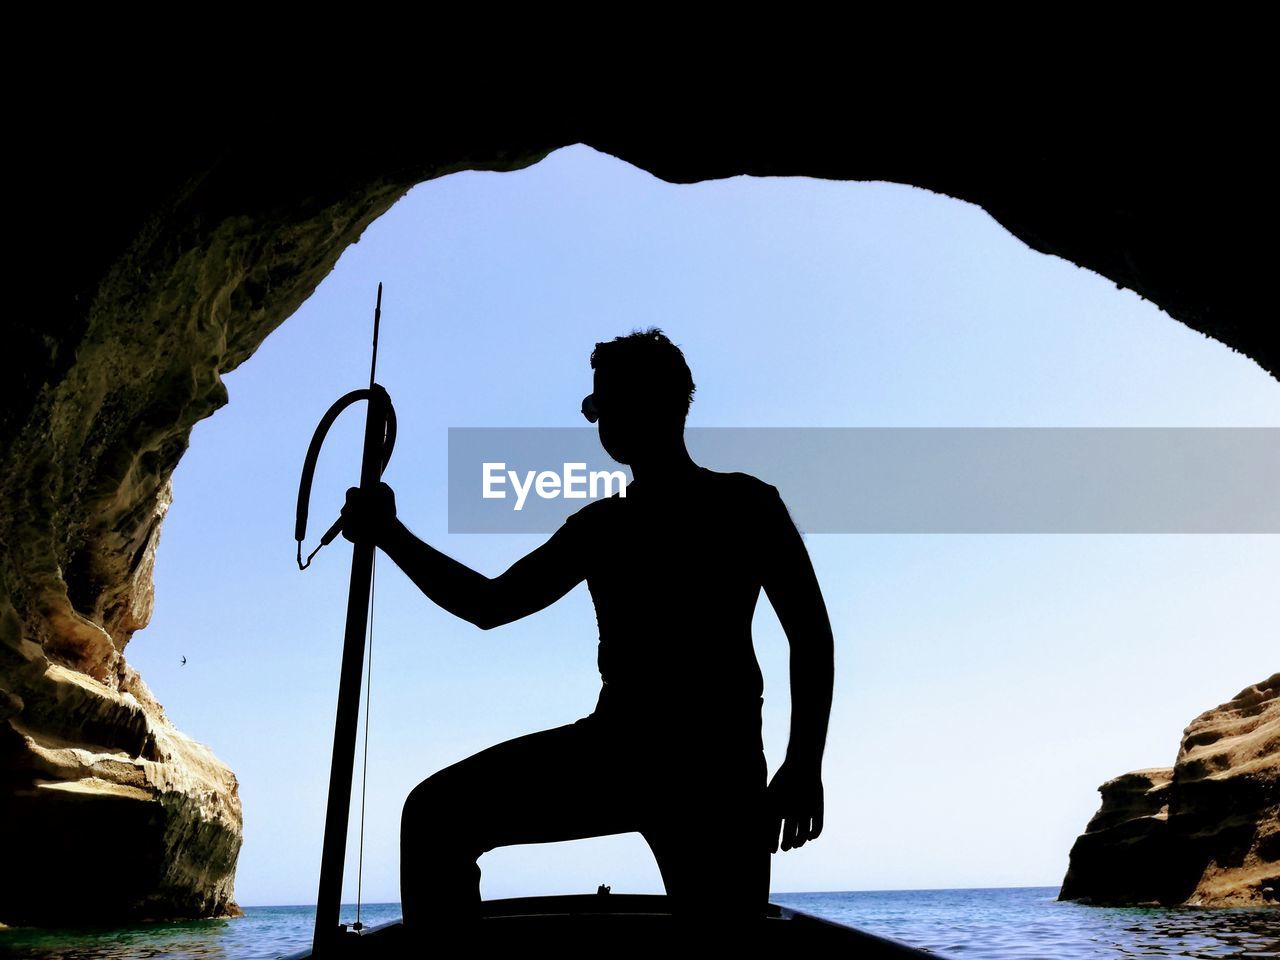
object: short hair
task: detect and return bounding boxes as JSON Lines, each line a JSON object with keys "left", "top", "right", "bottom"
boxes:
{"left": 590, "top": 327, "right": 696, "bottom": 421}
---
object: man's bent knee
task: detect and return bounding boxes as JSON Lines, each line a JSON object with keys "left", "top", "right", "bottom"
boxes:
{"left": 402, "top": 774, "right": 489, "bottom": 859}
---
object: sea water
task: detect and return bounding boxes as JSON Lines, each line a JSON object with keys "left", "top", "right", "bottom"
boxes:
{"left": 0, "top": 888, "right": 1276, "bottom": 959}
{"left": 772, "top": 888, "right": 1279, "bottom": 958}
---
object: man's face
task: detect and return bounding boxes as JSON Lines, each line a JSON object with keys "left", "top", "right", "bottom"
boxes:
{"left": 591, "top": 371, "right": 643, "bottom": 465}
{"left": 590, "top": 370, "right": 684, "bottom": 466}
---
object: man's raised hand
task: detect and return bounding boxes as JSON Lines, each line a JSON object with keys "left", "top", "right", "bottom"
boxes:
{"left": 340, "top": 481, "right": 398, "bottom": 545}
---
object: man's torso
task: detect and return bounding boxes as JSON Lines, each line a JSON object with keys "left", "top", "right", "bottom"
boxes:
{"left": 565, "top": 467, "right": 781, "bottom": 750}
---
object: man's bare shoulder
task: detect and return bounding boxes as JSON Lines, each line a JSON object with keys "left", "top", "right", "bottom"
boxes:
{"left": 697, "top": 469, "right": 800, "bottom": 541}
{"left": 697, "top": 467, "right": 779, "bottom": 499}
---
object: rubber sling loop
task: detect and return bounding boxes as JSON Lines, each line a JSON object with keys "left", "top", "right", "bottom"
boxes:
{"left": 295, "top": 385, "right": 397, "bottom": 569}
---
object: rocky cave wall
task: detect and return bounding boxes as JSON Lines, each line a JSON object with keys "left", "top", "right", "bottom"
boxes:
{"left": 2, "top": 124, "right": 1276, "bottom": 924}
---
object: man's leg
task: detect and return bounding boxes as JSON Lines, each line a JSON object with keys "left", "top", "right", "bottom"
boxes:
{"left": 639, "top": 747, "right": 771, "bottom": 929}
{"left": 400, "top": 715, "right": 641, "bottom": 932}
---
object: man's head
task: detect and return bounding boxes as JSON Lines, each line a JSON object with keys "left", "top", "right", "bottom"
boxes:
{"left": 586, "top": 327, "right": 696, "bottom": 424}
{"left": 584, "top": 328, "right": 696, "bottom": 464}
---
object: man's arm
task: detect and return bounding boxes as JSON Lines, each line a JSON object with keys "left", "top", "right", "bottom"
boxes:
{"left": 343, "top": 483, "right": 588, "bottom": 630}
{"left": 760, "top": 483, "right": 835, "bottom": 852}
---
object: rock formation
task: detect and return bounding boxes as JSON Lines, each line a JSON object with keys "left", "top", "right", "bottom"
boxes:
{"left": 1059, "top": 673, "right": 1280, "bottom": 906}
{"left": 0, "top": 476, "right": 243, "bottom": 924}
{"left": 3, "top": 114, "right": 1275, "bottom": 923}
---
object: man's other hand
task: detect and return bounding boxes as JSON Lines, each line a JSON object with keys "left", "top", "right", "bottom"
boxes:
{"left": 340, "top": 482, "right": 398, "bottom": 545}
{"left": 765, "top": 756, "right": 824, "bottom": 853}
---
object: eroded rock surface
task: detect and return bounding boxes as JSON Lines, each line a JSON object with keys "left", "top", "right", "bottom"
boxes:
{"left": 1060, "top": 674, "right": 1280, "bottom": 906}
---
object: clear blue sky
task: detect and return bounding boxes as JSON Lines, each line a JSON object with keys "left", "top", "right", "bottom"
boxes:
{"left": 130, "top": 145, "right": 1280, "bottom": 908}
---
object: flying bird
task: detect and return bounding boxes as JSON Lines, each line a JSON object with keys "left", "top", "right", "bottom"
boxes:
{"left": 181, "top": 656, "right": 187, "bottom": 666}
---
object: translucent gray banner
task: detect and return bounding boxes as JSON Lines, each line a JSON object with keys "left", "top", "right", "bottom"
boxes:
{"left": 447, "top": 428, "right": 1280, "bottom": 533}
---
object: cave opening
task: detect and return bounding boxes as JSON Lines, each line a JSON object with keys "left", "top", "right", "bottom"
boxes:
{"left": 4, "top": 143, "right": 1276, "bottom": 937}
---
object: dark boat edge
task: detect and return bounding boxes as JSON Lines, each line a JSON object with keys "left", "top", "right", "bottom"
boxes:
{"left": 282, "top": 893, "right": 944, "bottom": 958}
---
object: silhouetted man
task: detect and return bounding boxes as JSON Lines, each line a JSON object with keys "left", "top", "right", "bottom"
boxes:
{"left": 341, "top": 328, "right": 834, "bottom": 932}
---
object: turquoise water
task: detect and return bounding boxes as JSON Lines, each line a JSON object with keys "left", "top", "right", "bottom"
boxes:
{"left": 1, "top": 888, "right": 1276, "bottom": 959}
